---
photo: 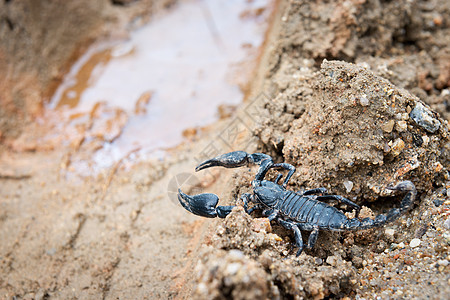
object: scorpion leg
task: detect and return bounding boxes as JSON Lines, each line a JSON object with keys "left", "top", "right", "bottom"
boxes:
{"left": 270, "top": 163, "right": 296, "bottom": 187}
{"left": 178, "top": 189, "right": 234, "bottom": 218}
{"left": 275, "top": 174, "right": 283, "bottom": 184}
{"left": 242, "top": 193, "right": 269, "bottom": 215}
{"left": 262, "top": 209, "right": 279, "bottom": 221}
{"left": 241, "top": 193, "right": 259, "bottom": 214}
{"left": 267, "top": 210, "right": 279, "bottom": 221}
{"left": 301, "top": 187, "right": 328, "bottom": 196}
{"left": 278, "top": 219, "right": 304, "bottom": 256}
{"left": 316, "top": 195, "right": 361, "bottom": 214}
{"left": 307, "top": 226, "right": 319, "bottom": 249}
{"left": 247, "top": 204, "right": 263, "bottom": 214}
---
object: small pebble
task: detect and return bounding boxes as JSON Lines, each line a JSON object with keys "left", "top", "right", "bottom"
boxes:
{"left": 385, "top": 228, "right": 395, "bottom": 239}
{"left": 381, "top": 119, "right": 395, "bottom": 133}
{"left": 46, "top": 248, "right": 56, "bottom": 256}
{"left": 326, "top": 255, "right": 338, "bottom": 266}
{"left": 390, "top": 138, "right": 405, "bottom": 157}
{"left": 443, "top": 232, "right": 450, "bottom": 244}
{"left": 228, "top": 249, "right": 244, "bottom": 260}
{"left": 409, "top": 102, "right": 441, "bottom": 133}
{"left": 196, "top": 283, "right": 208, "bottom": 295}
{"left": 397, "top": 242, "right": 405, "bottom": 249}
{"left": 401, "top": 113, "right": 409, "bottom": 120}
{"left": 343, "top": 180, "right": 353, "bottom": 193}
{"left": 433, "top": 199, "right": 444, "bottom": 207}
{"left": 410, "top": 238, "right": 421, "bottom": 248}
{"left": 396, "top": 121, "right": 407, "bottom": 132}
{"left": 437, "top": 259, "right": 449, "bottom": 267}
{"left": 226, "top": 263, "right": 241, "bottom": 275}
{"left": 360, "top": 94, "right": 369, "bottom": 106}
{"left": 444, "top": 218, "right": 450, "bottom": 230}
{"left": 217, "top": 225, "right": 225, "bottom": 235}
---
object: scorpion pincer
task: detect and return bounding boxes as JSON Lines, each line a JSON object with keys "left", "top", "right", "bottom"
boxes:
{"left": 178, "top": 151, "right": 416, "bottom": 256}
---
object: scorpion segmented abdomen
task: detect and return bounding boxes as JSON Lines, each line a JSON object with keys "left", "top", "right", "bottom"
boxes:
{"left": 278, "top": 191, "right": 349, "bottom": 229}
{"left": 278, "top": 191, "right": 297, "bottom": 214}
{"left": 306, "top": 201, "right": 327, "bottom": 224}
{"left": 279, "top": 191, "right": 326, "bottom": 223}
{"left": 278, "top": 191, "right": 307, "bottom": 219}
{"left": 296, "top": 198, "right": 318, "bottom": 222}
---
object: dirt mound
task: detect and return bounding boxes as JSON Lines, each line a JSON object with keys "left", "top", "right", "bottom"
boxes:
{"left": 258, "top": 60, "right": 448, "bottom": 200}
{"left": 186, "top": 0, "right": 450, "bottom": 298}
{"left": 193, "top": 207, "right": 356, "bottom": 300}
{"left": 193, "top": 58, "right": 450, "bottom": 297}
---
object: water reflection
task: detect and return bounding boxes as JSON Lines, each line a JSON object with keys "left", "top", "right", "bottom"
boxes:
{"left": 49, "top": 0, "right": 273, "bottom": 171}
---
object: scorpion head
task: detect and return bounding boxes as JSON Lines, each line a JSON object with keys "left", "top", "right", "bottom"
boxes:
{"left": 253, "top": 180, "right": 285, "bottom": 209}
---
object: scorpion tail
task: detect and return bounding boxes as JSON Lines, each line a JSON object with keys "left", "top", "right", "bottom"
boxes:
{"left": 178, "top": 189, "right": 234, "bottom": 218}
{"left": 344, "top": 181, "right": 416, "bottom": 230}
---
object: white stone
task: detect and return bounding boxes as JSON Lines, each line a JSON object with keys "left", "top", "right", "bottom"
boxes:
{"left": 410, "top": 238, "right": 421, "bottom": 248}
{"left": 444, "top": 218, "right": 450, "bottom": 230}
{"left": 326, "top": 255, "right": 338, "bottom": 266}
{"left": 385, "top": 228, "right": 395, "bottom": 238}
{"left": 343, "top": 180, "right": 354, "bottom": 193}
{"left": 437, "top": 259, "right": 449, "bottom": 267}
{"left": 226, "top": 263, "right": 241, "bottom": 275}
{"left": 228, "top": 249, "right": 244, "bottom": 260}
{"left": 396, "top": 121, "right": 407, "bottom": 132}
{"left": 360, "top": 94, "right": 369, "bottom": 106}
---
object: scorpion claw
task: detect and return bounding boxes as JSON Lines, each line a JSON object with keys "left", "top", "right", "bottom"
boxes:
{"left": 178, "top": 189, "right": 234, "bottom": 218}
{"left": 195, "top": 151, "right": 249, "bottom": 171}
{"left": 178, "top": 189, "right": 220, "bottom": 218}
{"left": 217, "top": 206, "right": 234, "bottom": 218}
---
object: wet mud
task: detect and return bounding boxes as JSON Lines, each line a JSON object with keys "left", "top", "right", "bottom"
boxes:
{"left": 1, "top": 0, "right": 449, "bottom": 299}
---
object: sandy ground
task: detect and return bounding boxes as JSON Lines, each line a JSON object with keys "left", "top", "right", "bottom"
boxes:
{"left": 1, "top": 0, "right": 449, "bottom": 299}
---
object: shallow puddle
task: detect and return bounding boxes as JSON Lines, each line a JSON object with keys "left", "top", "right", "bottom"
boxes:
{"left": 48, "top": 0, "right": 273, "bottom": 171}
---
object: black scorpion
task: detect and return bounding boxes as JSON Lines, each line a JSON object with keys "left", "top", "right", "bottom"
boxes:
{"left": 178, "top": 151, "right": 416, "bottom": 256}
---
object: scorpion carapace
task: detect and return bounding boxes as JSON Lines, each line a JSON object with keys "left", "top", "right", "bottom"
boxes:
{"left": 178, "top": 151, "right": 417, "bottom": 256}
